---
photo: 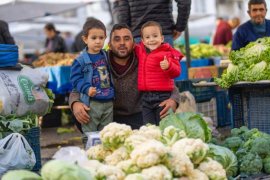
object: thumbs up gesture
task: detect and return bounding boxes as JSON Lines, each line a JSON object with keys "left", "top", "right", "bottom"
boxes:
{"left": 160, "top": 56, "right": 169, "bottom": 70}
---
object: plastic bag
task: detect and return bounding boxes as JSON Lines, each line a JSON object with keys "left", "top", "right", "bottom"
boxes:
{"left": 52, "top": 146, "right": 88, "bottom": 164}
{"left": 0, "top": 133, "right": 36, "bottom": 175}
{"left": 0, "top": 65, "right": 50, "bottom": 116}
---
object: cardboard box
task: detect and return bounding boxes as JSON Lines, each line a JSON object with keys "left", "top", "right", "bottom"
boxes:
{"left": 188, "top": 66, "right": 218, "bottom": 79}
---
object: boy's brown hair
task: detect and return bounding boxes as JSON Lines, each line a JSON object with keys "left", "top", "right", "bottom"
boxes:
{"left": 82, "top": 17, "right": 106, "bottom": 37}
{"left": 140, "top": 21, "right": 163, "bottom": 37}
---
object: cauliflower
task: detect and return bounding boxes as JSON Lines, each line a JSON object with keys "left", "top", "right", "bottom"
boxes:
{"left": 198, "top": 158, "right": 227, "bottom": 180}
{"left": 134, "top": 125, "right": 162, "bottom": 140}
{"left": 117, "top": 159, "right": 141, "bottom": 174}
{"left": 187, "top": 169, "right": 209, "bottom": 180}
{"left": 124, "top": 134, "right": 148, "bottom": 152}
{"left": 130, "top": 139, "right": 168, "bottom": 168}
{"left": 100, "top": 122, "right": 132, "bottom": 151}
{"left": 124, "top": 173, "right": 149, "bottom": 180}
{"left": 96, "top": 164, "right": 125, "bottom": 180}
{"left": 172, "top": 138, "right": 209, "bottom": 165}
{"left": 162, "top": 125, "right": 186, "bottom": 146}
{"left": 78, "top": 160, "right": 103, "bottom": 177}
{"left": 105, "top": 146, "right": 130, "bottom": 165}
{"left": 165, "top": 152, "right": 194, "bottom": 177}
{"left": 86, "top": 144, "right": 111, "bottom": 161}
{"left": 141, "top": 165, "right": 172, "bottom": 180}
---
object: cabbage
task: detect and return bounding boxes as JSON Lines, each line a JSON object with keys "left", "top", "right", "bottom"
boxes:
{"left": 207, "top": 144, "right": 238, "bottom": 177}
{"left": 41, "top": 160, "right": 92, "bottom": 180}
{"left": 2, "top": 170, "right": 41, "bottom": 180}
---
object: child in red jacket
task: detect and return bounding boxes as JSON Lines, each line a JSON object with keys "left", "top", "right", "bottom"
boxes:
{"left": 135, "top": 21, "right": 183, "bottom": 125}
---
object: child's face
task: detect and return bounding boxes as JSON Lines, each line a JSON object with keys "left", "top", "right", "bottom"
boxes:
{"left": 82, "top": 28, "right": 106, "bottom": 54}
{"left": 142, "top": 26, "right": 164, "bottom": 51}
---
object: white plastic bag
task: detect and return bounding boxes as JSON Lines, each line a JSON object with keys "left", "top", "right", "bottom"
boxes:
{"left": 0, "top": 65, "right": 49, "bottom": 116}
{"left": 0, "top": 133, "right": 36, "bottom": 175}
{"left": 52, "top": 146, "right": 88, "bottom": 164}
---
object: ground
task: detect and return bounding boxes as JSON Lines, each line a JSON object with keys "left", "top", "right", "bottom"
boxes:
{"left": 40, "top": 125, "right": 83, "bottom": 165}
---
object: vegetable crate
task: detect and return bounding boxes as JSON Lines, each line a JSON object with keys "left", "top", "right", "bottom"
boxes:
{"left": 196, "top": 98, "right": 217, "bottom": 126}
{"left": 24, "top": 127, "right": 41, "bottom": 172}
{"left": 229, "top": 84, "right": 270, "bottom": 134}
{"left": 216, "top": 90, "right": 231, "bottom": 127}
{"left": 175, "top": 79, "right": 216, "bottom": 103}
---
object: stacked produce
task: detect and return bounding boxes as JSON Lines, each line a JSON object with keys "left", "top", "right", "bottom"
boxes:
{"left": 221, "top": 126, "right": 270, "bottom": 176}
{"left": 178, "top": 43, "right": 222, "bottom": 59}
{"left": 215, "top": 37, "right": 270, "bottom": 88}
{"left": 32, "top": 53, "right": 78, "bottom": 67}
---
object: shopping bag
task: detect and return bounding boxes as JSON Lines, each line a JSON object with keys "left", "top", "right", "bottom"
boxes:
{"left": 0, "top": 133, "right": 36, "bottom": 175}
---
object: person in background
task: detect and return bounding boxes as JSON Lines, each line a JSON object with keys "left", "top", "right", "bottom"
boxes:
{"left": 62, "top": 31, "right": 74, "bottom": 52}
{"left": 0, "top": 20, "right": 15, "bottom": 44}
{"left": 135, "top": 21, "right": 183, "bottom": 125}
{"left": 70, "top": 18, "right": 114, "bottom": 143}
{"left": 69, "top": 23, "right": 180, "bottom": 131}
{"left": 212, "top": 17, "right": 240, "bottom": 46}
{"left": 113, "top": 0, "right": 191, "bottom": 46}
{"left": 44, "top": 23, "right": 67, "bottom": 53}
{"left": 232, "top": 0, "right": 270, "bottom": 50}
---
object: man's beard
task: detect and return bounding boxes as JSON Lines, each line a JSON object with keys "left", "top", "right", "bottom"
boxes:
{"left": 111, "top": 48, "right": 132, "bottom": 59}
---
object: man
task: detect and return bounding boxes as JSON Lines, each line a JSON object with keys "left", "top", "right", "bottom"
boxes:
{"left": 0, "top": 20, "right": 15, "bottom": 44}
{"left": 69, "top": 24, "right": 180, "bottom": 130}
{"left": 212, "top": 17, "right": 240, "bottom": 45}
{"left": 113, "top": 0, "right": 191, "bottom": 46}
{"left": 232, "top": 0, "right": 270, "bottom": 50}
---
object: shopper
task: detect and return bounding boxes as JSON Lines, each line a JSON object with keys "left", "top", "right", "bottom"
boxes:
{"left": 70, "top": 18, "right": 114, "bottom": 136}
{"left": 135, "top": 21, "right": 182, "bottom": 125}
{"left": 69, "top": 23, "right": 180, "bottom": 130}
{"left": 0, "top": 20, "right": 15, "bottom": 44}
{"left": 44, "top": 23, "right": 67, "bottom": 53}
{"left": 113, "top": 0, "right": 191, "bottom": 46}
{"left": 232, "top": 0, "right": 270, "bottom": 50}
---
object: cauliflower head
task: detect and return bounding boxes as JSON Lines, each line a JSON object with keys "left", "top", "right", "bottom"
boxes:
{"left": 172, "top": 138, "right": 209, "bottom": 164}
{"left": 130, "top": 139, "right": 168, "bottom": 168}
{"left": 124, "top": 134, "right": 148, "bottom": 152}
{"left": 198, "top": 158, "right": 227, "bottom": 180}
{"left": 86, "top": 144, "right": 112, "bottom": 161}
{"left": 78, "top": 160, "right": 103, "bottom": 177}
{"left": 100, "top": 122, "right": 132, "bottom": 150}
{"left": 141, "top": 165, "right": 172, "bottom": 180}
{"left": 165, "top": 152, "right": 194, "bottom": 177}
{"left": 186, "top": 169, "right": 209, "bottom": 180}
{"left": 134, "top": 125, "right": 162, "bottom": 140}
{"left": 124, "top": 173, "right": 149, "bottom": 180}
{"left": 105, "top": 146, "right": 130, "bottom": 165}
{"left": 117, "top": 159, "right": 141, "bottom": 174}
{"left": 96, "top": 164, "right": 125, "bottom": 180}
{"left": 162, "top": 125, "right": 186, "bottom": 146}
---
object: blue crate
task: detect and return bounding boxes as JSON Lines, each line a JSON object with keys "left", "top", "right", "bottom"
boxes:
{"left": 216, "top": 90, "right": 231, "bottom": 127}
{"left": 175, "top": 79, "right": 216, "bottom": 103}
{"left": 229, "top": 85, "right": 270, "bottom": 134}
{"left": 24, "top": 127, "right": 41, "bottom": 172}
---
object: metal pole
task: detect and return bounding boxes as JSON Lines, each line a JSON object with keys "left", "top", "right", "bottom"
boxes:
{"left": 184, "top": 25, "right": 191, "bottom": 69}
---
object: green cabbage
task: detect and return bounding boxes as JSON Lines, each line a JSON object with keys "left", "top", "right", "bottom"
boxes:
{"left": 2, "top": 170, "right": 41, "bottom": 180}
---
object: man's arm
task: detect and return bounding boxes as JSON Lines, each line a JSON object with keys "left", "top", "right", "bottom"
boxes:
{"left": 113, "top": 0, "right": 131, "bottom": 26}
{"left": 175, "top": 0, "right": 191, "bottom": 32}
{"left": 69, "top": 90, "right": 90, "bottom": 124}
{"left": 159, "top": 85, "right": 180, "bottom": 118}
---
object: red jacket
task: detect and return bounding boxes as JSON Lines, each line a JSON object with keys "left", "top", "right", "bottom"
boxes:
{"left": 135, "top": 42, "right": 183, "bottom": 91}
{"left": 213, "top": 20, "right": 232, "bottom": 45}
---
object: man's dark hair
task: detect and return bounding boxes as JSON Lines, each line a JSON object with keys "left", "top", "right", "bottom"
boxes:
{"left": 140, "top": 21, "right": 163, "bottom": 37}
{"left": 109, "top": 23, "right": 132, "bottom": 41}
{"left": 82, "top": 17, "right": 106, "bottom": 37}
{"left": 248, "top": 0, "right": 267, "bottom": 10}
{"left": 44, "top": 23, "right": 56, "bottom": 32}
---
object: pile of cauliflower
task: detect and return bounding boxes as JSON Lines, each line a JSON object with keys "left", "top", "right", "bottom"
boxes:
{"left": 81, "top": 122, "right": 228, "bottom": 180}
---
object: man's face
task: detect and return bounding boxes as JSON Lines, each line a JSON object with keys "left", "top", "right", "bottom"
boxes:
{"left": 109, "top": 28, "right": 134, "bottom": 59}
{"left": 248, "top": 3, "right": 267, "bottom": 24}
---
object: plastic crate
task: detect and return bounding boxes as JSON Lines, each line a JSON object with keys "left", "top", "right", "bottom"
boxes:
{"left": 175, "top": 79, "right": 216, "bottom": 103}
{"left": 196, "top": 98, "right": 217, "bottom": 126}
{"left": 24, "top": 127, "right": 41, "bottom": 172}
{"left": 229, "top": 85, "right": 270, "bottom": 134}
{"left": 216, "top": 90, "right": 231, "bottom": 127}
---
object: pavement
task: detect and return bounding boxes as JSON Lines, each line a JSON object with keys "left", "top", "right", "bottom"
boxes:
{"left": 40, "top": 125, "right": 83, "bottom": 165}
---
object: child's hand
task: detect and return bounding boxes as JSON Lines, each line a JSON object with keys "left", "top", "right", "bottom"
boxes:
{"left": 88, "top": 87, "right": 97, "bottom": 97}
{"left": 160, "top": 56, "right": 169, "bottom": 70}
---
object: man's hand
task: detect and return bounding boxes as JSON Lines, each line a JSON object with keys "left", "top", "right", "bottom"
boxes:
{"left": 159, "top": 98, "right": 177, "bottom": 119}
{"left": 72, "top": 101, "right": 90, "bottom": 124}
{"left": 173, "top": 30, "right": 182, "bottom": 40}
{"left": 88, "top": 87, "right": 97, "bottom": 97}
